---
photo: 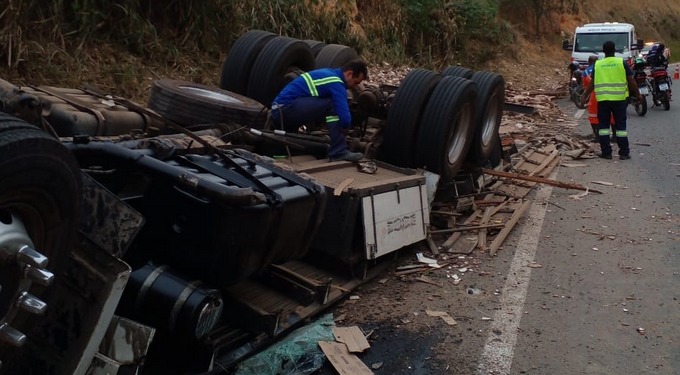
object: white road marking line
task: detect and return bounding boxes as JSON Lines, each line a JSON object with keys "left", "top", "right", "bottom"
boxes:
{"left": 574, "top": 108, "right": 585, "bottom": 119}
{"left": 476, "top": 179, "right": 555, "bottom": 375}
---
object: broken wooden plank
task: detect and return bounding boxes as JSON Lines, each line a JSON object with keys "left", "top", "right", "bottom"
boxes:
{"left": 394, "top": 267, "right": 431, "bottom": 276}
{"left": 478, "top": 206, "right": 494, "bottom": 251}
{"left": 425, "top": 310, "right": 458, "bottom": 326}
{"left": 415, "top": 275, "right": 443, "bottom": 287}
{"left": 442, "top": 208, "right": 481, "bottom": 249}
{"left": 489, "top": 200, "right": 531, "bottom": 256}
{"left": 431, "top": 210, "right": 462, "bottom": 216}
{"left": 482, "top": 168, "right": 602, "bottom": 194}
{"left": 429, "top": 223, "right": 505, "bottom": 235}
{"left": 426, "top": 235, "right": 440, "bottom": 256}
{"left": 529, "top": 149, "right": 559, "bottom": 176}
{"left": 318, "top": 341, "right": 374, "bottom": 375}
{"left": 333, "top": 326, "right": 370, "bottom": 353}
{"left": 536, "top": 152, "right": 562, "bottom": 178}
{"left": 333, "top": 178, "right": 354, "bottom": 196}
{"left": 395, "top": 264, "right": 428, "bottom": 271}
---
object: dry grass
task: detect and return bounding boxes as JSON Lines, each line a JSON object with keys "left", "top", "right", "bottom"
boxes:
{"left": 0, "top": 0, "right": 677, "bottom": 103}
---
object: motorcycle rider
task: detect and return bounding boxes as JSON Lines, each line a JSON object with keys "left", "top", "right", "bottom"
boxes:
{"left": 581, "top": 41, "right": 641, "bottom": 160}
{"left": 647, "top": 43, "right": 672, "bottom": 101}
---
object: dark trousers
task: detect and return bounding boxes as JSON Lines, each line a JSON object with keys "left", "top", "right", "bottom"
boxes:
{"left": 596, "top": 100, "right": 629, "bottom": 156}
{"left": 270, "top": 97, "right": 347, "bottom": 157}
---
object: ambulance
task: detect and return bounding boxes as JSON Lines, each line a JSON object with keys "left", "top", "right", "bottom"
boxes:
{"left": 563, "top": 22, "right": 643, "bottom": 68}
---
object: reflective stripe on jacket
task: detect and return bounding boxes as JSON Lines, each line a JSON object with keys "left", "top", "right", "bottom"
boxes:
{"left": 272, "top": 68, "right": 351, "bottom": 127}
{"left": 594, "top": 57, "right": 628, "bottom": 101}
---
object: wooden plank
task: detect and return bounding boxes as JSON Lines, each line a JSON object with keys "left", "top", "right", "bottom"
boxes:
{"left": 429, "top": 223, "right": 505, "bottom": 234}
{"left": 318, "top": 341, "right": 374, "bottom": 375}
{"left": 529, "top": 149, "right": 559, "bottom": 176}
{"left": 478, "top": 206, "right": 494, "bottom": 251}
{"left": 482, "top": 168, "right": 602, "bottom": 194}
{"left": 334, "top": 178, "right": 354, "bottom": 196}
{"left": 333, "top": 326, "right": 371, "bottom": 353}
{"left": 426, "top": 235, "right": 440, "bottom": 256}
{"left": 442, "top": 209, "right": 480, "bottom": 249}
{"left": 489, "top": 200, "right": 531, "bottom": 256}
{"left": 537, "top": 152, "right": 561, "bottom": 178}
{"left": 351, "top": 175, "right": 423, "bottom": 190}
{"left": 295, "top": 160, "right": 352, "bottom": 173}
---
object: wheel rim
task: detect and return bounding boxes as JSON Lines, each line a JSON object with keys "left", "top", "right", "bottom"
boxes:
{"left": 447, "top": 102, "right": 473, "bottom": 165}
{"left": 178, "top": 85, "right": 244, "bottom": 105}
{"left": 0, "top": 205, "right": 53, "bottom": 348}
{"left": 481, "top": 91, "right": 500, "bottom": 149}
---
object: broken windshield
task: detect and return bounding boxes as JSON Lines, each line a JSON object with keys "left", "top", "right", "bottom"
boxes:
{"left": 574, "top": 32, "right": 629, "bottom": 53}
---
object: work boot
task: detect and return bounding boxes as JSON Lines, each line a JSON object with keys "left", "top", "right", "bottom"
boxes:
{"left": 597, "top": 152, "right": 612, "bottom": 159}
{"left": 329, "top": 151, "right": 363, "bottom": 162}
{"left": 619, "top": 154, "right": 631, "bottom": 160}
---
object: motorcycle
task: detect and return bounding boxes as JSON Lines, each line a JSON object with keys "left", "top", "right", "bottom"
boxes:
{"left": 568, "top": 62, "right": 587, "bottom": 109}
{"left": 629, "top": 61, "right": 648, "bottom": 116}
{"left": 648, "top": 66, "right": 671, "bottom": 110}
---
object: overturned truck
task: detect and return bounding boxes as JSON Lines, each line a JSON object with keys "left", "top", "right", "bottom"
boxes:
{"left": 0, "top": 30, "right": 505, "bottom": 374}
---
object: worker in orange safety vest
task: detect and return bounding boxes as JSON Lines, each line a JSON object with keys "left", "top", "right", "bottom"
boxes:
{"left": 582, "top": 55, "right": 615, "bottom": 140}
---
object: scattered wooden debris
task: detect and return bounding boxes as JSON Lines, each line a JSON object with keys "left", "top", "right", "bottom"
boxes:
{"left": 425, "top": 310, "right": 458, "bottom": 326}
{"left": 415, "top": 275, "right": 443, "bottom": 287}
{"left": 568, "top": 189, "right": 590, "bottom": 200}
{"left": 483, "top": 168, "right": 602, "bottom": 194}
{"left": 561, "top": 162, "right": 588, "bottom": 168}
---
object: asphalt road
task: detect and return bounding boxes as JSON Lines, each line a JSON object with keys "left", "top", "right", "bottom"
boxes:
{"left": 484, "top": 98, "right": 680, "bottom": 375}
{"left": 306, "top": 95, "right": 679, "bottom": 375}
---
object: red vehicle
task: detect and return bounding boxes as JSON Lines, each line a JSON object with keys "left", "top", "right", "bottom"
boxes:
{"left": 648, "top": 67, "right": 672, "bottom": 110}
{"left": 629, "top": 59, "right": 649, "bottom": 116}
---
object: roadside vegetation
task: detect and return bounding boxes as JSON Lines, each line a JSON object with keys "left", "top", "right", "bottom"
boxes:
{"left": 0, "top": 0, "right": 676, "bottom": 102}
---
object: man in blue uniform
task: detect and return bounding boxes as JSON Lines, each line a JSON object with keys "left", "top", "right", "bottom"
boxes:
{"left": 270, "top": 59, "right": 368, "bottom": 162}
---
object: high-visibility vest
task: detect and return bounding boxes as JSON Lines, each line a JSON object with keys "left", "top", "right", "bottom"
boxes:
{"left": 594, "top": 57, "right": 628, "bottom": 101}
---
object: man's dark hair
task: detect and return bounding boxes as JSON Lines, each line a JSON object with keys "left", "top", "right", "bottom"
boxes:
{"left": 342, "top": 59, "right": 369, "bottom": 80}
{"left": 602, "top": 41, "right": 616, "bottom": 56}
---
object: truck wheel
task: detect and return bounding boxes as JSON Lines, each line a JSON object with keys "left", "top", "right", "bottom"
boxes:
{"left": 0, "top": 114, "right": 80, "bottom": 367}
{"left": 415, "top": 76, "right": 477, "bottom": 184}
{"left": 315, "top": 44, "right": 358, "bottom": 68}
{"left": 442, "top": 66, "right": 474, "bottom": 79}
{"left": 219, "top": 30, "right": 276, "bottom": 95}
{"left": 488, "top": 132, "right": 503, "bottom": 168}
{"left": 247, "top": 37, "right": 316, "bottom": 106}
{"left": 148, "top": 79, "right": 268, "bottom": 129}
{"left": 382, "top": 69, "right": 442, "bottom": 167}
{"left": 467, "top": 71, "right": 504, "bottom": 166}
{"left": 303, "top": 39, "right": 327, "bottom": 57}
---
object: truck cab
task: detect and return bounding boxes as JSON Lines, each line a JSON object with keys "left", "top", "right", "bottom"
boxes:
{"left": 563, "top": 22, "right": 643, "bottom": 68}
